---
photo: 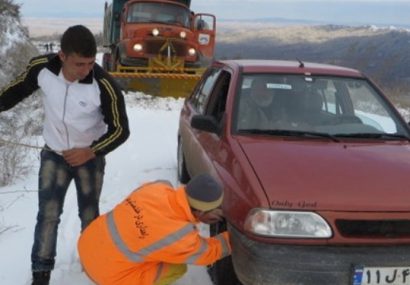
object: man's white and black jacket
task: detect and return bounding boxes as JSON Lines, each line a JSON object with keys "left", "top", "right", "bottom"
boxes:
{"left": 0, "top": 54, "right": 130, "bottom": 156}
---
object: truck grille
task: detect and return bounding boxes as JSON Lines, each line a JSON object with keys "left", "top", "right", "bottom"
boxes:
{"left": 145, "top": 39, "right": 187, "bottom": 57}
{"left": 336, "top": 219, "right": 410, "bottom": 238}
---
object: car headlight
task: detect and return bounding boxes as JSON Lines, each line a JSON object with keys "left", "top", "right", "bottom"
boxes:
{"left": 244, "top": 209, "right": 332, "bottom": 238}
{"left": 152, "top": 28, "right": 159, "bottom": 36}
{"left": 133, "top": 43, "right": 143, "bottom": 52}
{"left": 180, "top": 31, "right": 186, "bottom": 39}
{"left": 188, "top": 48, "right": 196, "bottom": 56}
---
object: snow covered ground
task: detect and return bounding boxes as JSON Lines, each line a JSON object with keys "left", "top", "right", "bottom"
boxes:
{"left": 0, "top": 93, "right": 214, "bottom": 285}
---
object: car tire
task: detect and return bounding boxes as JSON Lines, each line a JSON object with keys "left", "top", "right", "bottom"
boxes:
{"left": 177, "top": 137, "right": 190, "bottom": 183}
{"left": 208, "top": 220, "right": 243, "bottom": 285}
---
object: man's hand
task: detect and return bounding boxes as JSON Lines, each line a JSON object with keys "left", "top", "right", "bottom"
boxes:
{"left": 62, "top": 147, "right": 96, "bottom": 167}
{"left": 197, "top": 208, "right": 225, "bottom": 224}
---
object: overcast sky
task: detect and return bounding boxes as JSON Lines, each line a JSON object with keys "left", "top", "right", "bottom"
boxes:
{"left": 18, "top": 0, "right": 410, "bottom": 27}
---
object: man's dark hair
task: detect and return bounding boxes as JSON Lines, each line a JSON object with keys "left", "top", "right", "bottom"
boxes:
{"left": 60, "top": 25, "right": 97, "bottom": 57}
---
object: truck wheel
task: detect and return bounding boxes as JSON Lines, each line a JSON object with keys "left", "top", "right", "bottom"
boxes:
{"left": 177, "top": 138, "right": 190, "bottom": 183}
{"left": 112, "top": 56, "right": 119, "bottom": 72}
{"left": 208, "top": 221, "right": 243, "bottom": 285}
{"left": 112, "top": 51, "right": 123, "bottom": 72}
{"left": 102, "top": 53, "right": 110, "bottom": 71}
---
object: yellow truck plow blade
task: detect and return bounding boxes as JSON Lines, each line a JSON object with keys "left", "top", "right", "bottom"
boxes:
{"left": 109, "top": 72, "right": 202, "bottom": 98}
{"left": 109, "top": 65, "right": 205, "bottom": 98}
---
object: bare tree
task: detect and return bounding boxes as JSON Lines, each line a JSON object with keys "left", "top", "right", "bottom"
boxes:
{"left": 0, "top": 0, "right": 20, "bottom": 19}
{"left": 0, "top": 0, "right": 42, "bottom": 186}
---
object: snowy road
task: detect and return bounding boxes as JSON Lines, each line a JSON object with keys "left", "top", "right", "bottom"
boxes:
{"left": 0, "top": 95, "right": 214, "bottom": 285}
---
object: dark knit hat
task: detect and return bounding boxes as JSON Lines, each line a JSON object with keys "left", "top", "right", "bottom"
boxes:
{"left": 186, "top": 174, "right": 224, "bottom": 211}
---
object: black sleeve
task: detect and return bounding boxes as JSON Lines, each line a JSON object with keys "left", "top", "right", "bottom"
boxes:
{"left": 0, "top": 55, "right": 46, "bottom": 111}
{"left": 91, "top": 65, "right": 130, "bottom": 155}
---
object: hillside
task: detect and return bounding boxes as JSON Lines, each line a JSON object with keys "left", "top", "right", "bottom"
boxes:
{"left": 216, "top": 23, "right": 410, "bottom": 94}
{"left": 0, "top": 0, "right": 38, "bottom": 86}
{"left": 0, "top": 0, "right": 42, "bottom": 186}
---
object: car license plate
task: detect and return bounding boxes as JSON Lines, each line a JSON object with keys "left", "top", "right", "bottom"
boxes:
{"left": 353, "top": 266, "right": 410, "bottom": 285}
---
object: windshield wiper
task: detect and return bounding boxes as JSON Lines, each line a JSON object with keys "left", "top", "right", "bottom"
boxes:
{"left": 334, "top": 133, "right": 410, "bottom": 141}
{"left": 237, "top": 129, "right": 340, "bottom": 142}
{"left": 139, "top": 20, "right": 165, "bottom": 24}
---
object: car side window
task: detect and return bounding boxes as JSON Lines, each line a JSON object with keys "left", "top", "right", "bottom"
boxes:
{"left": 319, "top": 80, "right": 352, "bottom": 116}
{"left": 190, "top": 68, "right": 222, "bottom": 114}
{"left": 322, "top": 88, "right": 339, "bottom": 115}
{"left": 205, "top": 71, "right": 231, "bottom": 124}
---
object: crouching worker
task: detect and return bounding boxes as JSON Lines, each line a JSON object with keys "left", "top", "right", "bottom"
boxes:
{"left": 78, "top": 174, "right": 231, "bottom": 285}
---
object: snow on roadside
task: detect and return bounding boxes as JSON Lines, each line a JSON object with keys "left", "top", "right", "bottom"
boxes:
{"left": 0, "top": 94, "right": 213, "bottom": 285}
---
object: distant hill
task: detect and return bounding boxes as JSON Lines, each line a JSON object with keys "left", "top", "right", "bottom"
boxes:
{"left": 215, "top": 23, "right": 410, "bottom": 94}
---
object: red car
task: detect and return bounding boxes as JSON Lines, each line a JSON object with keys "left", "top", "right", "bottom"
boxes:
{"left": 177, "top": 59, "right": 410, "bottom": 285}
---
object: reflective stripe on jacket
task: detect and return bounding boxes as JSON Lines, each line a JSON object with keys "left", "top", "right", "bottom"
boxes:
{"left": 78, "top": 182, "right": 231, "bottom": 285}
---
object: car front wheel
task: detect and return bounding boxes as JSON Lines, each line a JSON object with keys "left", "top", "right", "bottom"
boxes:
{"left": 208, "top": 220, "right": 243, "bottom": 285}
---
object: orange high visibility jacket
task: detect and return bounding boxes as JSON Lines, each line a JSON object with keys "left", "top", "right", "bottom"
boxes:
{"left": 78, "top": 181, "right": 231, "bottom": 285}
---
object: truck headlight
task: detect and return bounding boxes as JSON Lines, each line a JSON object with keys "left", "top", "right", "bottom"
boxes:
{"left": 188, "top": 48, "right": 196, "bottom": 56}
{"left": 133, "top": 44, "right": 143, "bottom": 52}
{"left": 244, "top": 209, "right": 332, "bottom": 238}
{"left": 180, "top": 31, "right": 186, "bottom": 39}
{"left": 152, "top": 28, "right": 159, "bottom": 36}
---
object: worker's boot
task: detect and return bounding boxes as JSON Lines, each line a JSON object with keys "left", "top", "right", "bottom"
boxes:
{"left": 31, "top": 271, "right": 50, "bottom": 285}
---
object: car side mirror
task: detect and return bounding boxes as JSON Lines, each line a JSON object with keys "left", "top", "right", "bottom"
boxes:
{"left": 191, "top": 115, "right": 220, "bottom": 134}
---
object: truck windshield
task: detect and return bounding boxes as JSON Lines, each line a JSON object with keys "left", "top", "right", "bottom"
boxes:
{"left": 126, "top": 3, "right": 191, "bottom": 28}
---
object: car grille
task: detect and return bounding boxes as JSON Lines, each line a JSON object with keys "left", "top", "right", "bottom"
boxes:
{"left": 145, "top": 38, "right": 187, "bottom": 57}
{"left": 336, "top": 219, "right": 410, "bottom": 238}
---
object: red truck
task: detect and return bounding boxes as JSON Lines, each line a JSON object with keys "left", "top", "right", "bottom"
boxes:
{"left": 102, "top": 0, "right": 216, "bottom": 97}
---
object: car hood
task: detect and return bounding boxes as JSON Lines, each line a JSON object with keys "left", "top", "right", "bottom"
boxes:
{"left": 238, "top": 137, "right": 410, "bottom": 212}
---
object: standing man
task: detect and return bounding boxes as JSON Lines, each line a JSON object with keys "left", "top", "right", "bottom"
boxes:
{"left": 78, "top": 174, "right": 231, "bottom": 285}
{"left": 0, "top": 25, "right": 130, "bottom": 285}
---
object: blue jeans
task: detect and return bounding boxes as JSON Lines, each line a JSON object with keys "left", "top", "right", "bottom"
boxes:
{"left": 31, "top": 148, "right": 105, "bottom": 272}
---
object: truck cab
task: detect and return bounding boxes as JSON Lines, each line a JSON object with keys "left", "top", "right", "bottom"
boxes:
{"left": 103, "top": 0, "right": 216, "bottom": 72}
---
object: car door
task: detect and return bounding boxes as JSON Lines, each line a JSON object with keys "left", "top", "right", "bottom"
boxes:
{"left": 183, "top": 66, "right": 232, "bottom": 177}
{"left": 179, "top": 67, "right": 222, "bottom": 176}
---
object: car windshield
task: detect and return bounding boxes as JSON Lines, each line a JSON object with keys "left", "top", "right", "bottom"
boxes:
{"left": 126, "top": 3, "right": 191, "bottom": 28}
{"left": 234, "top": 74, "right": 410, "bottom": 139}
